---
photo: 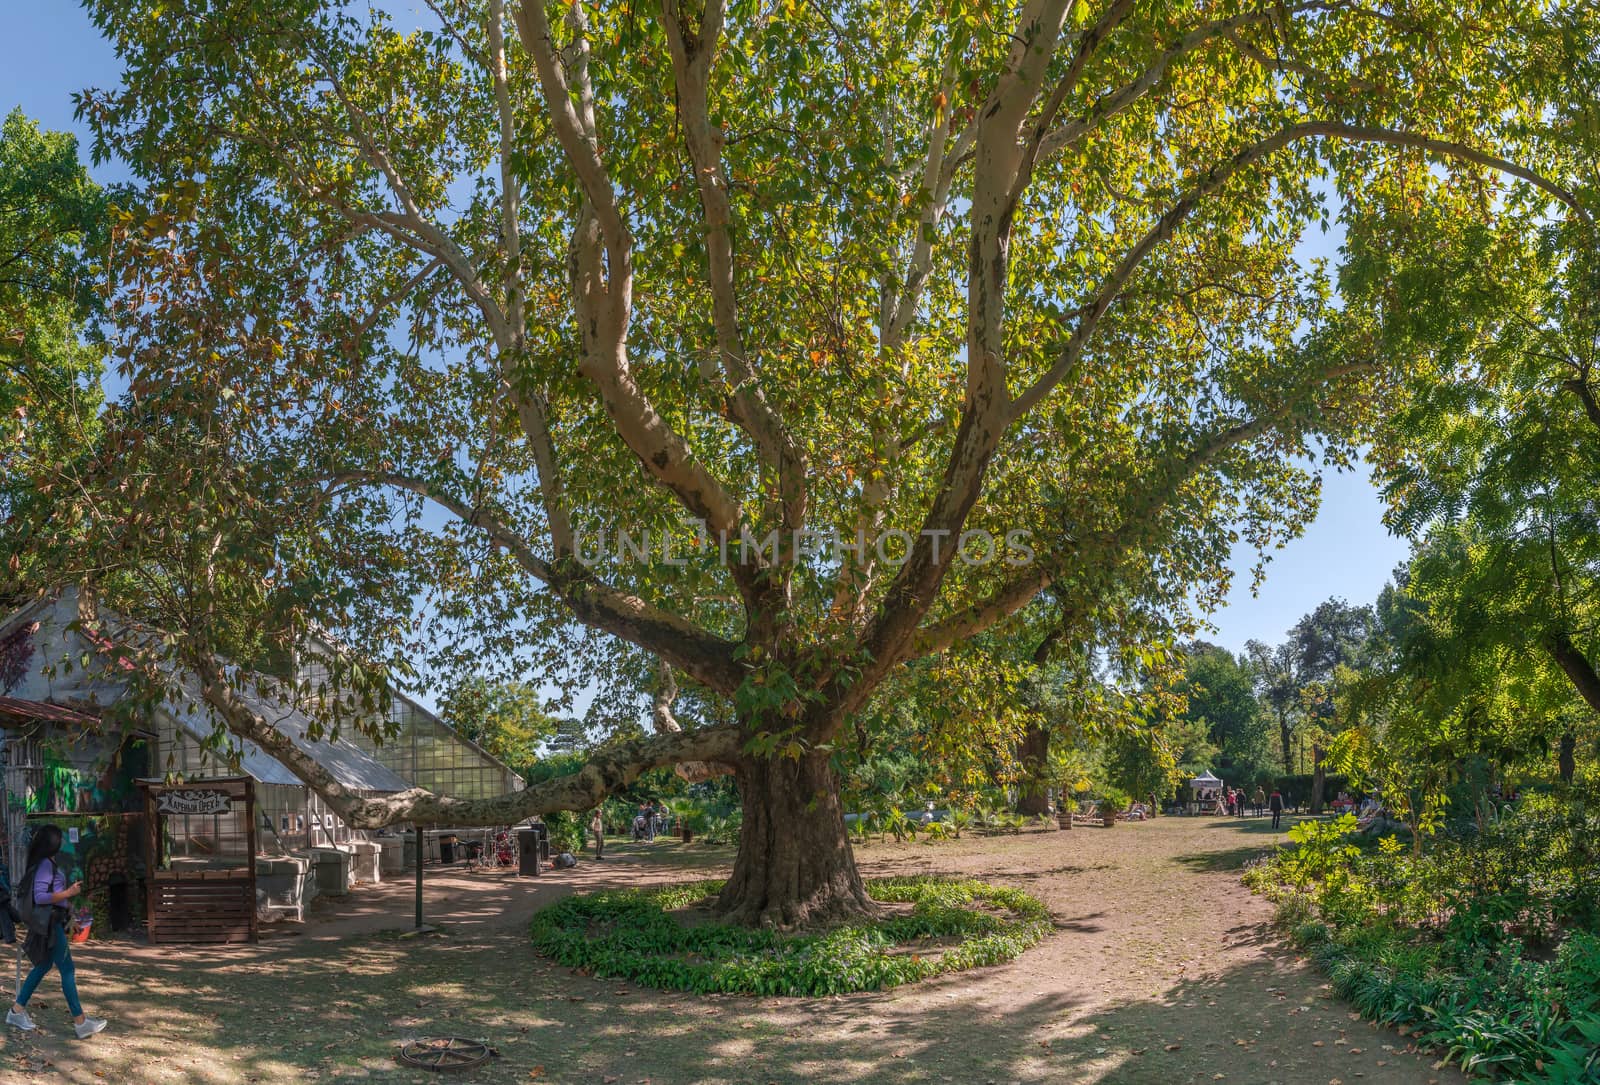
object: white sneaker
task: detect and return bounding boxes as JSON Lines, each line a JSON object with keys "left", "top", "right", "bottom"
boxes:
{"left": 6, "top": 1007, "right": 36, "bottom": 1031}
{"left": 74, "top": 1016, "right": 107, "bottom": 1039}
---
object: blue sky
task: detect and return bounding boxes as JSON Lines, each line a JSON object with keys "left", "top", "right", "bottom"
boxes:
{"left": 3, "top": 4, "right": 1415, "bottom": 664}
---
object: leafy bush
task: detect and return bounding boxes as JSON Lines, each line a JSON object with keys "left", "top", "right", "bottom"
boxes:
{"left": 700, "top": 810, "right": 742, "bottom": 846}
{"left": 1096, "top": 786, "right": 1131, "bottom": 817}
{"left": 1247, "top": 795, "right": 1600, "bottom": 1082}
{"left": 529, "top": 876, "right": 1051, "bottom": 996}
{"left": 542, "top": 810, "right": 585, "bottom": 854}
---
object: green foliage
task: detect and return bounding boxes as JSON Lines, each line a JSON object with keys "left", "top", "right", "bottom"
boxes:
{"left": 437, "top": 677, "right": 559, "bottom": 772}
{"left": 1248, "top": 788, "right": 1600, "bottom": 1080}
{"left": 1095, "top": 786, "right": 1131, "bottom": 815}
{"left": 700, "top": 810, "right": 743, "bottom": 846}
{"left": 1282, "top": 813, "right": 1361, "bottom": 885}
{"left": 0, "top": 109, "right": 109, "bottom": 609}
{"left": 529, "top": 877, "right": 1051, "bottom": 997}
{"left": 542, "top": 809, "right": 585, "bottom": 854}
{"left": 1099, "top": 726, "right": 1175, "bottom": 802}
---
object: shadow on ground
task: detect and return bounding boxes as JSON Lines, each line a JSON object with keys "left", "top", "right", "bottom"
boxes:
{"left": 0, "top": 821, "right": 1460, "bottom": 1085}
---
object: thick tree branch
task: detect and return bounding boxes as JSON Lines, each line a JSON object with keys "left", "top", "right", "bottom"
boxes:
{"left": 660, "top": 0, "right": 809, "bottom": 536}
{"left": 1562, "top": 376, "right": 1600, "bottom": 432}
{"left": 193, "top": 652, "right": 743, "bottom": 828}
{"left": 1548, "top": 630, "right": 1600, "bottom": 715}
{"left": 884, "top": 50, "right": 962, "bottom": 352}
{"left": 489, "top": 0, "right": 526, "bottom": 345}
{"left": 515, "top": 0, "right": 754, "bottom": 580}
{"left": 321, "top": 471, "right": 744, "bottom": 692}
{"left": 514, "top": 0, "right": 631, "bottom": 332}
{"left": 649, "top": 657, "right": 735, "bottom": 782}
{"left": 847, "top": 0, "right": 1072, "bottom": 704}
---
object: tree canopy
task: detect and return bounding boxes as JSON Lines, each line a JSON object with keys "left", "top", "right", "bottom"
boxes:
{"left": 21, "top": 0, "right": 1600, "bottom": 924}
{"left": 0, "top": 109, "right": 108, "bottom": 613}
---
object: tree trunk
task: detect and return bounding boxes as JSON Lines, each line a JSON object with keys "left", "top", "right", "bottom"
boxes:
{"left": 1015, "top": 719, "right": 1050, "bottom": 816}
{"left": 1549, "top": 632, "right": 1600, "bottom": 714}
{"left": 1278, "top": 710, "right": 1292, "bottom": 775}
{"left": 715, "top": 751, "right": 876, "bottom": 928}
{"left": 1310, "top": 744, "right": 1326, "bottom": 814}
{"left": 1559, "top": 729, "right": 1576, "bottom": 785}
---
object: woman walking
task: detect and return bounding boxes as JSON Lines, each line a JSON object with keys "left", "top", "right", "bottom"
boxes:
{"left": 6, "top": 825, "right": 107, "bottom": 1038}
{"left": 1268, "top": 788, "right": 1285, "bottom": 831}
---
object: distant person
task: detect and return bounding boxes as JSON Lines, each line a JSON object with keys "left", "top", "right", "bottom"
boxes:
{"left": 1252, "top": 786, "right": 1266, "bottom": 818}
{"left": 1268, "top": 788, "right": 1285, "bottom": 830}
{"left": 589, "top": 809, "right": 605, "bottom": 860}
{"left": 7, "top": 825, "right": 107, "bottom": 1038}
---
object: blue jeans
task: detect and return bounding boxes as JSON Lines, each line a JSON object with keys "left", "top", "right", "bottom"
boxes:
{"left": 18, "top": 926, "right": 83, "bottom": 1018}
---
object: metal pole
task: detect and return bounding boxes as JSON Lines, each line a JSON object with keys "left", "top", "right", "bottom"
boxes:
{"left": 2, "top": 736, "right": 19, "bottom": 1001}
{"left": 414, "top": 825, "right": 423, "bottom": 929}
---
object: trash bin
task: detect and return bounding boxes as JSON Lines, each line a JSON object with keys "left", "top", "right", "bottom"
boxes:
{"left": 439, "top": 833, "right": 458, "bottom": 864}
{"left": 516, "top": 826, "right": 549, "bottom": 876}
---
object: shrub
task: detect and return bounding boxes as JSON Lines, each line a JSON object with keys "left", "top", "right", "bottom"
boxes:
{"left": 529, "top": 876, "right": 1051, "bottom": 997}
{"left": 1247, "top": 796, "right": 1600, "bottom": 1081}
{"left": 542, "top": 810, "right": 585, "bottom": 854}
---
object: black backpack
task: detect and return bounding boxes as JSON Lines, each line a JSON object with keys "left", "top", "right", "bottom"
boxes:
{"left": 14, "top": 859, "right": 62, "bottom": 938}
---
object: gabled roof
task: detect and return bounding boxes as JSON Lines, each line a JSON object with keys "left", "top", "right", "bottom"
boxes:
{"left": 163, "top": 675, "right": 412, "bottom": 794}
{"left": 4, "top": 587, "right": 408, "bottom": 794}
{"left": 386, "top": 686, "right": 526, "bottom": 792}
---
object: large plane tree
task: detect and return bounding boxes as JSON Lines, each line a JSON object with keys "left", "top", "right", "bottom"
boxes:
{"left": 47, "top": 0, "right": 1597, "bottom": 926}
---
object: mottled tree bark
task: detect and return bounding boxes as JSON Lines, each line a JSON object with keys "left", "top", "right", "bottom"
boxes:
{"left": 714, "top": 750, "right": 875, "bottom": 928}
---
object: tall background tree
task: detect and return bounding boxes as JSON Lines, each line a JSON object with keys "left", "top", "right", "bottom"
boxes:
{"left": 26, "top": 0, "right": 1599, "bottom": 925}
{"left": 0, "top": 109, "right": 108, "bottom": 616}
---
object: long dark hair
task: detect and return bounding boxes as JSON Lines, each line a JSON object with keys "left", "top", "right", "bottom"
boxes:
{"left": 24, "top": 824, "right": 64, "bottom": 877}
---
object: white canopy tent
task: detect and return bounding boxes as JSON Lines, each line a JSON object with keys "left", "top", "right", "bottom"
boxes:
{"left": 1187, "top": 771, "right": 1226, "bottom": 814}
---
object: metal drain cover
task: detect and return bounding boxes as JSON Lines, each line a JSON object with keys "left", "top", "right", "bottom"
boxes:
{"left": 397, "top": 1036, "right": 496, "bottom": 1072}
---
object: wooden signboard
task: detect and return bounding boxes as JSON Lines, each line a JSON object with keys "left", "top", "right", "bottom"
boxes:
{"left": 142, "top": 777, "right": 257, "bottom": 945}
{"left": 154, "top": 789, "right": 233, "bottom": 815}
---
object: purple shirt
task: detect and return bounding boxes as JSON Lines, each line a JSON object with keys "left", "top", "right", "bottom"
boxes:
{"left": 32, "top": 858, "right": 65, "bottom": 908}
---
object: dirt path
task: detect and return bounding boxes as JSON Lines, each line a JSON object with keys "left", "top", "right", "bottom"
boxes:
{"left": 0, "top": 816, "right": 1466, "bottom": 1084}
